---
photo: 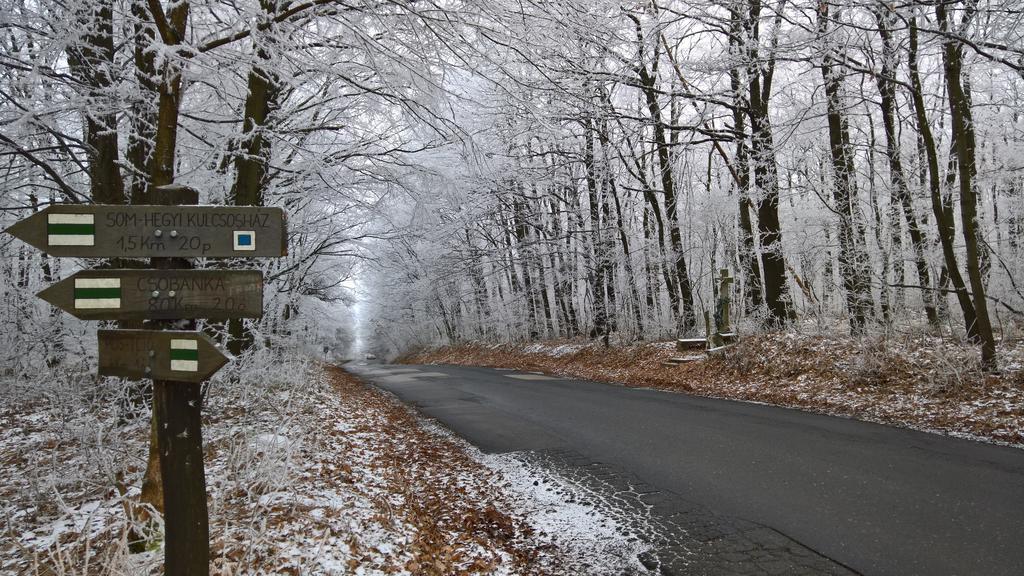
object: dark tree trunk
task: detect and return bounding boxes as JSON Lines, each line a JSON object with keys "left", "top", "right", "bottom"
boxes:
{"left": 149, "top": 2, "right": 189, "bottom": 188}
{"left": 908, "top": 16, "right": 978, "bottom": 339}
{"left": 139, "top": 0, "right": 190, "bottom": 526}
{"left": 730, "top": 5, "right": 763, "bottom": 316}
{"left": 513, "top": 190, "right": 539, "bottom": 339}
{"left": 936, "top": 2, "right": 997, "bottom": 370}
{"left": 67, "top": 1, "right": 125, "bottom": 204}
{"left": 227, "top": 1, "right": 286, "bottom": 354}
{"left": 583, "top": 126, "right": 609, "bottom": 339}
{"left": 530, "top": 188, "right": 556, "bottom": 338}
{"left": 641, "top": 206, "right": 659, "bottom": 329}
{"left": 229, "top": 15, "right": 282, "bottom": 208}
{"left": 128, "top": 0, "right": 158, "bottom": 203}
{"left": 818, "top": 2, "right": 874, "bottom": 333}
{"left": 549, "top": 193, "right": 579, "bottom": 336}
{"left": 606, "top": 170, "right": 645, "bottom": 335}
{"left": 633, "top": 28, "right": 696, "bottom": 333}
{"left": 873, "top": 6, "right": 939, "bottom": 328}
{"left": 743, "top": 0, "right": 794, "bottom": 326}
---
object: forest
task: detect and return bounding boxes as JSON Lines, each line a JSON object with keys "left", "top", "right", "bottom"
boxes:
{"left": 1, "top": 1, "right": 1023, "bottom": 573}
{"left": 355, "top": 0, "right": 1023, "bottom": 371}
{"left": 2, "top": 1, "right": 1022, "bottom": 367}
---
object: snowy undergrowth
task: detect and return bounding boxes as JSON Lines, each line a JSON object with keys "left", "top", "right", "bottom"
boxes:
{"left": 0, "top": 349, "right": 347, "bottom": 575}
{"left": 1, "top": 350, "right": 574, "bottom": 575}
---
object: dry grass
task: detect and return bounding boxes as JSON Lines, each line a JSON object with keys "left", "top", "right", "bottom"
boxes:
{"left": 402, "top": 334, "right": 1024, "bottom": 446}
{"left": 319, "top": 367, "right": 556, "bottom": 575}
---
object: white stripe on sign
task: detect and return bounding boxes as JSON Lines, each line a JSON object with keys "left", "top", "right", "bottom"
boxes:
{"left": 47, "top": 214, "right": 94, "bottom": 225}
{"left": 75, "top": 278, "right": 119, "bottom": 289}
{"left": 170, "top": 360, "right": 199, "bottom": 372}
{"left": 75, "top": 298, "right": 120, "bottom": 309}
{"left": 49, "top": 234, "right": 94, "bottom": 246}
{"left": 171, "top": 339, "right": 198, "bottom": 350}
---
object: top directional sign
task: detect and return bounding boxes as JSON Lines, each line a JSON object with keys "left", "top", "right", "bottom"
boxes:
{"left": 4, "top": 205, "right": 287, "bottom": 258}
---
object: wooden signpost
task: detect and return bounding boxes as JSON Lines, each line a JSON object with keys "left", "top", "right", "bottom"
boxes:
{"left": 37, "top": 269, "right": 263, "bottom": 320}
{"left": 4, "top": 185, "right": 287, "bottom": 576}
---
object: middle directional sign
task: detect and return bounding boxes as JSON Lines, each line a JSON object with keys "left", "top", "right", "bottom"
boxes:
{"left": 37, "top": 269, "right": 263, "bottom": 320}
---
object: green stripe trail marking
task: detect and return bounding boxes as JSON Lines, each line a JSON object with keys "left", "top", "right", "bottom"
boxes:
{"left": 74, "top": 287, "right": 121, "bottom": 299}
{"left": 170, "top": 338, "right": 200, "bottom": 372}
{"left": 170, "top": 348, "right": 199, "bottom": 361}
{"left": 47, "top": 213, "right": 95, "bottom": 246}
{"left": 73, "top": 277, "right": 120, "bottom": 309}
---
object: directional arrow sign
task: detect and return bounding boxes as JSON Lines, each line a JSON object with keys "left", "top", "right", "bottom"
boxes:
{"left": 98, "top": 329, "right": 229, "bottom": 382}
{"left": 37, "top": 269, "right": 263, "bottom": 321}
{"left": 4, "top": 205, "right": 286, "bottom": 258}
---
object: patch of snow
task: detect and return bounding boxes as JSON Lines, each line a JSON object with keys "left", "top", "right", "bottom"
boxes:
{"left": 479, "top": 452, "right": 649, "bottom": 575}
{"left": 254, "top": 432, "right": 292, "bottom": 452}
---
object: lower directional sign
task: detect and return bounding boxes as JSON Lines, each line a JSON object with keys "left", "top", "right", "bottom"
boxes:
{"left": 98, "top": 329, "right": 229, "bottom": 382}
{"left": 38, "top": 269, "right": 263, "bottom": 320}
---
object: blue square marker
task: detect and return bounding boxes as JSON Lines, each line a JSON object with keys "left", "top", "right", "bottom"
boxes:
{"left": 234, "top": 230, "right": 256, "bottom": 251}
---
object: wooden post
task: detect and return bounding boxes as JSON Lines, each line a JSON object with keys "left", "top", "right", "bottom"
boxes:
{"left": 149, "top": 185, "right": 209, "bottom": 576}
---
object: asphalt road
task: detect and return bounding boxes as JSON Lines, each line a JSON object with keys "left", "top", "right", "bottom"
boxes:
{"left": 349, "top": 363, "right": 1024, "bottom": 576}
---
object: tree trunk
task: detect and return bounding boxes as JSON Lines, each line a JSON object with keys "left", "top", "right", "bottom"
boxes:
{"left": 128, "top": 0, "right": 158, "bottom": 203}
{"left": 67, "top": 1, "right": 125, "bottom": 204}
{"left": 633, "top": 30, "right": 696, "bottom": 333}
{"left": 818, "top": 2, "right": 874, "bottom": 333}
{"left": 606, "top": 171, "right": 645, "bottom": 336}
{"left": 867, "top": 115, "right": 893, "bottom": 325}
{"left": 227, "top": 7, "right": 283, "bottom": 355}
{"left": 139, "top": 0, "right": 191, "bottom": 523}
{"left": 530, "top": 189, "right": 556, "bottom": 338}
{"left": 873, "top": 6, "right": 939, "bottom": 328}
{"left": 730, "top": 5, "right": 763, "bottom": 316}
{"left": 908, "top": 16, "right": 978, "bottom": 339}
{"left": 743, "top": 0, "right": 794, "bottom": 326}
{"left": 583, "top": 126, "right": 609, "bottom": 340}
{"left": 148, "top": 2, "right": 189, "bottom": 187}
{"left": 936, "top": 2, "right": 997, "bottom": 370}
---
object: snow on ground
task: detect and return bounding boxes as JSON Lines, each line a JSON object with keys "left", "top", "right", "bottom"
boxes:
{"left": 411, "top": 420, "right": 650, "bottom": 576}
{"left": 0, "top": 350, "right": 647, "bottom": 575}
{"left": 479, "top": 452, "right": 647, "bottom": 574}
